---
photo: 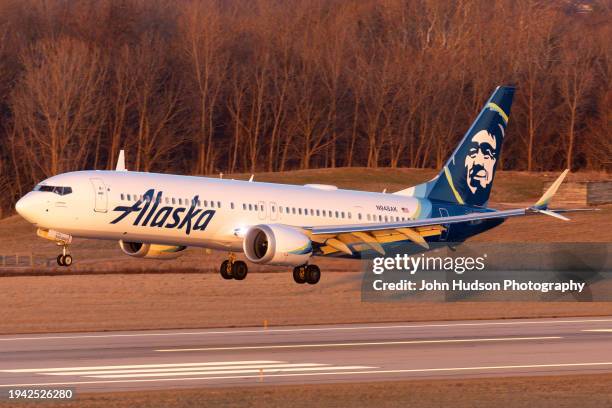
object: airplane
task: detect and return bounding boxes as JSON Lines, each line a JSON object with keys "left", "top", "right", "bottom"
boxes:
{"left": 15, "top": 86, "right": 581, "bottom": 284}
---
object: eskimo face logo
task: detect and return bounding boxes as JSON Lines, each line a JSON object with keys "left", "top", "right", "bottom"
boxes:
{"left": 110, "top": 189, "right": 215, "bottom": 235}
{"left": 464, "top": 130, "right": 497, "bottom": 194}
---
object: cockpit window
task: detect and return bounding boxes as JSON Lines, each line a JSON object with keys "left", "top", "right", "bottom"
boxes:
{"left": 34, "top": 185, "right": 73, "bottom": 195}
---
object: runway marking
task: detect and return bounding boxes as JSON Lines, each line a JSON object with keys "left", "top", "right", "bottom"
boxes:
{"left": 87, "top": 366, "right": 374, "bottom": 379}
{"left": 581, "top": 329, "right": 612, "bottom": 332}
{"left": 3, "top": 361, "right": 375, "bottom": 380}
{"left": 43, "top": 363, "right": 329, "bottom": 376}
{"left": 1, "top": 318, "right": 610, "bottom": 342}
{"left": 2, "top": 361, "right": 280, "bottom": 373}
{"left": 156, "top": 336, "right": 562, "bottom": 352}
{"left": 3, "top": 361, "right": 612, "bottom": 388}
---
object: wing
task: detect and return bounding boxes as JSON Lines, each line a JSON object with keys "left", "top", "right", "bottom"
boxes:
{"left": 305, "top": 170, "right": 591, "bottom": 256}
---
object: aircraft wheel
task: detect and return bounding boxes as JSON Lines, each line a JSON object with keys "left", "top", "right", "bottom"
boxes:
{"left": 63, "top": 254, "right": 73, "bottom": 267}
{"left": 220, "top": 260, "right": 233, "bottom": 279}
{"left": 305, "top": 264, "right": 321, "bottom": 285}
{"left": 57, "top": 254, "right": 65, "bottom": 266}
{"left": 293, "top": 266, "right": 306, "bottom": 284}
{"left": 232, "top": 261, "right": 248, "bottom": 280}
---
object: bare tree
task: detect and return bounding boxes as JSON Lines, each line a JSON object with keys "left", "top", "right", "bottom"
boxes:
{"left": 11, "top": 37, "right": 107, "bottom": 176}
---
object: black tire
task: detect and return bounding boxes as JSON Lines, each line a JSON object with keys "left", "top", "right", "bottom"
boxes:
{"left": 220, "top": 260, "right": 233, "bottom": 279}
{"left": 293, "top": 266, "right": 306, "bottom": 284}
{"left": 232, "top": 261, "right": 248, "bottom": 280}
{"left": 305, "top": 265, "right": 321, "bottom": 285}
{"left": 57, "top": 255, "right": 65, "bottom": 266}
{"left": 63, "top": 254, "right": 73, "bottom": 267}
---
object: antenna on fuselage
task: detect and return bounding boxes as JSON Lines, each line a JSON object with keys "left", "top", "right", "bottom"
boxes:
{"left": 249, "top": 174, "right": 254, "bottom": 182}
{"left": 116, "top": 150, "right": 127, "bottom": 171}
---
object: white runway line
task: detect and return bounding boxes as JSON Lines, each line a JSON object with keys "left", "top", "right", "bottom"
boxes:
{"left": 3, "top": 361, "right": 612, "bottom": 388}
{"left": 43, "top": 363, "right": 328, "bottom": 376}
{"left": 156, "top": 336, "right": 563, "bottom": 352}
{"left": 88, "top": 366, "right": 375, "bottom": 379}
{"left": 1, "top": 318, "right": 611, "bottom": 342}
{"left": 581, "top": 329, "right": 612, "bottom": 332}
{"left": 3, "top": 360, "right": 375, "bottom": 381}
{"left": 2, "top": 360, "right": 280, "bottom": 373}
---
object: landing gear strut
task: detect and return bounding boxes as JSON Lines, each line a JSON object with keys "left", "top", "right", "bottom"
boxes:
{"left": 220, "top": 253, "right": 248, "bottom": 280}
{"left": 293, "top": 264, "right": 320, "bottom": 285}
{"left": 56, "top": 244, "right": 72, "bottom": 267}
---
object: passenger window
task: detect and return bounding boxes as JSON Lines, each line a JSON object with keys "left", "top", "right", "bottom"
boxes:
{"left": 211, "top": 201, "right": 215, "bottom": 208}
{"left": 218, "top": 201, "right": 222, "bottom": 208}
{"left": 292, "top": 208, "right": 296, "bottom": 214}
{"left": 348, "top": 212, "right": 352, "bottom": 219}
{"left": 341, "top": 212, "right": 345, "bottom": 219}
{"left": 335, "top": 211, "right": 339, "bottom": 218}
{"left": 172, "top": 198, "right": 176, "bottom": 205}
{"left": 248, "top": 204, "right": 253, "bottom": 211}
{"left": 231, "top": 202, "right": 235, "bottom": 209}
{"left": 316, "top": 209, "right": 320, "bottom": 216}
{"left": 298, "top": 208, "right": 302, "bottom": 215}
{"left": 121, "top": 193, "right": 125, "bottom": 200}
{"left": 358, "top": 213, "right": 362, "bottom": 220}
{"left": 127, "top": 194, "right": 131, "bottom": 201}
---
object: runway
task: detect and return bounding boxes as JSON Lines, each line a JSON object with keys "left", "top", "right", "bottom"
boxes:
{"left": 2, "top": 316, "right": 612, "bottom": 393}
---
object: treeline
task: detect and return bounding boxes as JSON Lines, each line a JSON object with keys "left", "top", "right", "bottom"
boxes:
{"left": 0, "top": 0, "right": 610, "bottom": 215}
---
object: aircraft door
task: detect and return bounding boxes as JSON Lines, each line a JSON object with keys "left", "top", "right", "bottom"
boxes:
{"left": 90, "top": 178, "right": 108, "bottom": 213}
{"left": 438, "top": 208, "right": 450, "bottom": 241}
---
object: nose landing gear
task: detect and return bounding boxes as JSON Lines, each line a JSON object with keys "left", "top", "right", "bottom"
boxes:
{"left": 56, "top": 244, "right": 72, "bottom": 267}
{"left": 293, "top": 264, "right": 320, "bottom": 285}
{"left": 220, "top": 253, "right": 248, "bottom": 280}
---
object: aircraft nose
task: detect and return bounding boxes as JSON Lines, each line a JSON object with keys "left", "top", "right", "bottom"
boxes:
{"left": 15, "top": 194, "right": 38, "bottom": 224}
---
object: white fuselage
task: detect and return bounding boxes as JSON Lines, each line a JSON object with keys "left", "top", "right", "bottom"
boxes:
{"left": 16, "top": 170, "right": 430, "bottom": 253}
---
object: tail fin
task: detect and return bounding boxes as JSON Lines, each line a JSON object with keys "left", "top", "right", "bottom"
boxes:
{"left": 395, "top": 86, "right": 515, "bottom": 207}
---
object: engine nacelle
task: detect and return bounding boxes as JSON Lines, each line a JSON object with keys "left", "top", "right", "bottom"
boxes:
{"left": 119, "top": 240, "right": 187, "bottom": 259}
{"left": 243, "top": 224, "right": 312, "bottom": 266}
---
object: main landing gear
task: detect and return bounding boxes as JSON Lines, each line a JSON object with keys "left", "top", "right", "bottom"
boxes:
{"left": 293, "top": 264, "right": 320, "bottom": 285}
{"left": 56, "top": 244, "right": 72, "bottom": 267}
{"left": 220, "top": 253, "right": 248, "bottom": 280}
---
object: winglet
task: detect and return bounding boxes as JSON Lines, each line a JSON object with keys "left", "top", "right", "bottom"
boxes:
{"left": 116, "top": 150, "right": 127, "bottom": 171}
{"left": 534, "top": 169, "right": 569, "bottom": 209}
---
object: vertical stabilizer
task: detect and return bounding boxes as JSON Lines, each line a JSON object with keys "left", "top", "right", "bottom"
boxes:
{"left": 395, "top": 86, "right": 515, "bottom": 207}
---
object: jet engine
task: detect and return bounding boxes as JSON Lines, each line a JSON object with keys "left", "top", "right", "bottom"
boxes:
{"left": 243, "top": 224, "right": 312, "bottom": 266}
{"left": 119, "top": 240, "right": 187, "bottom": 259}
